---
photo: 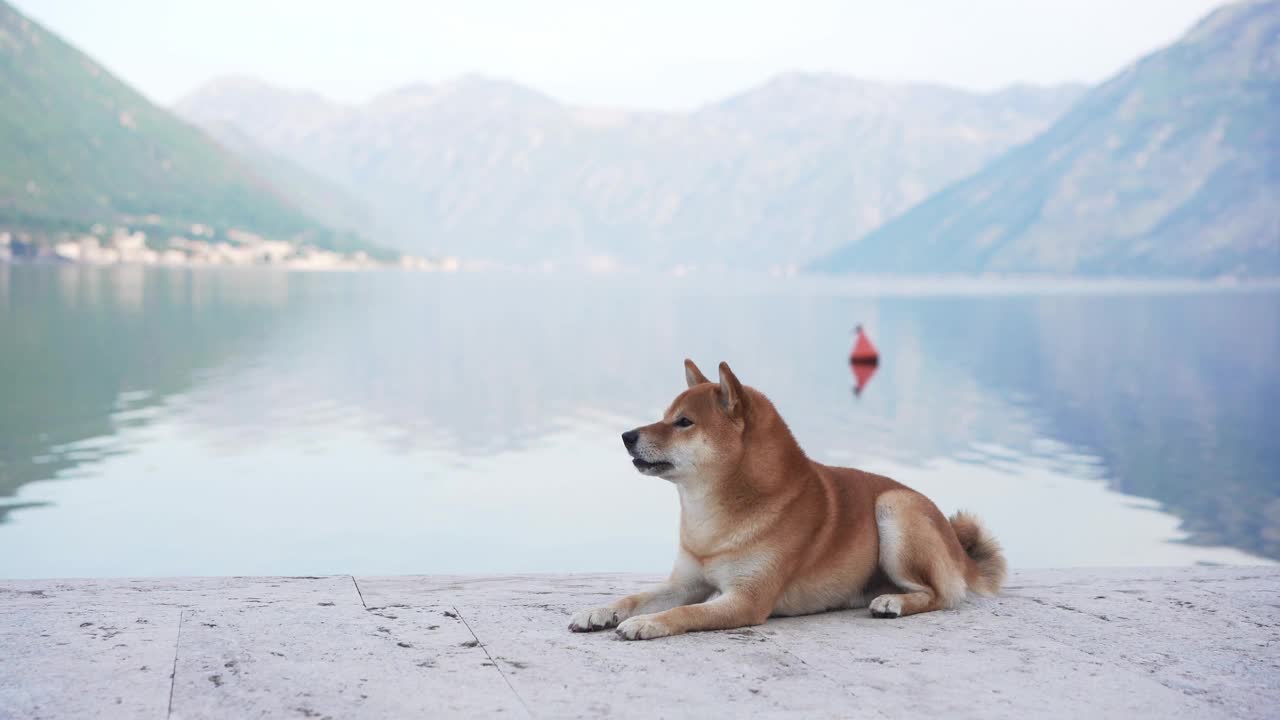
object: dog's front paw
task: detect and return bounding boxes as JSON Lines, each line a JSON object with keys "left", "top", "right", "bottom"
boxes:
{"left": 615, "top": 614, "right": 676, "bottom": 641}
{"left": 569, "top": 606, "right": 624, "bottom": 632}
{"left": 869, "top": 594, "right": 903, "bottom": 619}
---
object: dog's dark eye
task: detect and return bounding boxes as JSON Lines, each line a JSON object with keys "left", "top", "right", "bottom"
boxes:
{"left": 674, "top": 417, "right": 694, "bottom": 428}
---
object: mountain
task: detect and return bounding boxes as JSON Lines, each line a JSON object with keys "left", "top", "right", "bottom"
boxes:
{"left": 168, "top": 75, "right": 351, "bottom": 154}
{"left": 0, "top": 1, "right": 383, "bottom": 255}
{"left": 194, "top": 119, "right": 373, "bottom": 235}
{"left": 815, "top": 0, "right": 1280, "bottom": 278}
{"left": 176, "top": 73, "right": 1084, "bottom": 269}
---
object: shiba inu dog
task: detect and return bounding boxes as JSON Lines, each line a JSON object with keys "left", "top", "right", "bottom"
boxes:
{"left": 569, "top": 360, "right": 1006, "bottom": 640}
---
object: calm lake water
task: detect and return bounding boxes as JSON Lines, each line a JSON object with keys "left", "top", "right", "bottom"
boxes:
{"left": 1, "top": 265, "right": 1277, "bottom": 578}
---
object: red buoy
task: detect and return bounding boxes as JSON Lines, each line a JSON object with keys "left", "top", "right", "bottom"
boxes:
{"left": 850, "top": 325, "right": 879, "bottom": 365}
{"left": 851, "top": 361, "right": 877, "bottom": 397}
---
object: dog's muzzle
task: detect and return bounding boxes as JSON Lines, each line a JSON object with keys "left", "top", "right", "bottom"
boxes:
{"left": 621, "top": 430, "right": 674, "bottom": 475}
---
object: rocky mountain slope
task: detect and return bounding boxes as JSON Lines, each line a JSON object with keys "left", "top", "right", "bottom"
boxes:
{"left": 177, "top": 73, "right": 1083, "bottom": 269}
{"left": 816, "top": 0, "right": 1280, "bottom": 277}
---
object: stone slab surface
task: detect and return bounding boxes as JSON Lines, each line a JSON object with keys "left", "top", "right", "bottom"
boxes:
{"left": 169, "top": 604, "right": 521, "bottom": 719}
{"left": 0, "top": 575, "right": 360, "bottom": 610}
{"left": 0, "top": 606, "right": 182, "bottom": 720}
{"left": 1, "top": 567, "right": 1277, "bottom": 719}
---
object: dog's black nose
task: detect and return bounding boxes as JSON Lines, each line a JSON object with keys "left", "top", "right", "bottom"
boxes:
{"left": 621, "top": 430, "right": 639, "bottom": 448}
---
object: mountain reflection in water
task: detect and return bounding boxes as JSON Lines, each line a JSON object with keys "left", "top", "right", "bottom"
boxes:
{"left": 1, "top": 265, "right": 1275, "bottom": 577}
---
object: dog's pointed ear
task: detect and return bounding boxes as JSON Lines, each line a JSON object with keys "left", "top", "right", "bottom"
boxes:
{"left": 684, "top": 358, "right": 710, "bottom": 388}
{"left": 717, "top": 361, "right": 747, "bottom": 418}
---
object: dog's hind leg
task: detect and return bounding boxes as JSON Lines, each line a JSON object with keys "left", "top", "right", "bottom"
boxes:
{"left": 869, "top": 489, "right": 970, "bottom": 619}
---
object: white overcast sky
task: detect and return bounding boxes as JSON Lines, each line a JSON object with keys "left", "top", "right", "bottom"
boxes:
{"left": 15, "top": 0, "right": 1226, "bottom": 109}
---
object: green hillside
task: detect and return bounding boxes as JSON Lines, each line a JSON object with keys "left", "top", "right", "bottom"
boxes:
{"left": 197, "top": 119, "right": 375, "bottom": 236}
{"left": 0, "top": 0, "right": 385, "bottom": 255}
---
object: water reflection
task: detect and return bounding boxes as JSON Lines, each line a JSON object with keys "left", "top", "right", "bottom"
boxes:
{"left": 849, "top": 325, "right": 879, "bottom": 398}
{"left": 0, "top": 266, "right": 305, "bottom": 522}
{"left": 949, "top": 294, "right": 1280, "bottom": 558}
{"left": 851, "top": 362, "right": 877, "bottom": 398}
{"left": 0, "top": 266, "right": 1276, "bottom": 576}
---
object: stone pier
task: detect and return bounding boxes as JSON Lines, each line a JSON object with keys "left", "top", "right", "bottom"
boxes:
{"left": 1, "top": 567, "right": 1277, "bottom": 718}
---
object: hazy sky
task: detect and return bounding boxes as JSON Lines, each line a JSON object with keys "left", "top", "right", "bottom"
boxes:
{"left": 16, "top": 0, "right": 1225, "bottom": 109}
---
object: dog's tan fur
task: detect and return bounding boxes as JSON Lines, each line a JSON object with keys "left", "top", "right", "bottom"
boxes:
{"left": 569, "top": 360, "right": 1007, "bottom": 640}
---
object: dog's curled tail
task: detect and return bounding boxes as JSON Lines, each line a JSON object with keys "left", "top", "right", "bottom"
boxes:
{"left": 950, "top": 511, "right": 1006, "bottom": 596}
